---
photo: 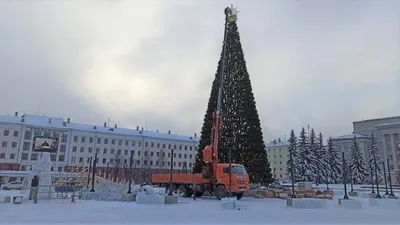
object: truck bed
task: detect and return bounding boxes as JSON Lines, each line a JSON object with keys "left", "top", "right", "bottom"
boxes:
{"left": 152, "top": 173, "right": 205, "bottom": 185}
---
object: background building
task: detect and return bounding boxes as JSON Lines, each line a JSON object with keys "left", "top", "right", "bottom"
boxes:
{"left": 265, "top": 138, "right": 289, "bottom": 181}
{"left": 331, "top": 116, "right": 400, "bottom": 184}
{"left": 0, "top": 113, "right": 199, "bottom": 184}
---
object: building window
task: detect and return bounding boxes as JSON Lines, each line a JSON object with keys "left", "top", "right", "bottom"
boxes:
{"left": 24, "top": 131, "right": 32, "bottom": 140}
{"left": 157, "top": 143, "right": 160, "bottom": 148}
{"left": 179, "top": 153, "right": 181, "bottom": 158}
{"left": 0, "top": 153, "right": 5, "bottom": 159}
{"left": 189, "top": 163, "right": 192, "bottom": 167}
{"left": 104, "top": 139, "right": 108, "bottom": 144}
{"left": 112, "top": 139, "right": 115, "bottom": 145}
{"left": 174, "top": 153, "right": 176, "bottom": 158}
{"left": 21, "top": 153, "right": 29, "bottom": 160}
{"left": 2, "top": 141, "right": 7, "bottom": 147}
{"left": 89, "top": 137, "right": 93, "bottom": 143}
{"left": 51, "top": 154, "right": 56, "bottom": 161}
{"left": 125, "top": 150, "right": 128, "bottom": 155}
{"left": 138, "top": 141, "right": 142, "bottom": 147}
{"left": 102, "top": 158, "right": 106, "bottom": 163}
{"left": 178, "top": 162, "right": 181, "bottom": 167}
{"left": 80, "top": 147, "right": 84, "bottom": 153}
{"left": 3, "top": 130, "right": 9, "bottom": 136}
{"left": 117, "top": 149, "right": 121, "bottom": 154}
{"left": 184, "top": 154, "right": 187, "bottom": 159}
{"left": 61, "top": 134, "right": 68, "bottom": 143}
{"left": 145, "top": 142, "right": 148, "bottom": 147}
{"left": 150, "top": 152, "right": 154, "bottom": 157}
{"left": 394, "top": 133, "right": 399, "bottom": 141}
{"left": 13, "top": 130, "right": 18, "bottom": 137}
{"left": 144, "top": 151, "right": 148, "bottom": 157}
{"left": 73, "top": 136, "right": 78, "bottom": 142}
{"left": 96, "top": 148, "right": 100, "bottom": 154}
{"left": 132, "top": 141, "right": 136, "bottom": 146}
{"left": 104, "top": 148, "right": 108, "bottom": 154}
{"left": 157, "top": 152, "right": 160, "bottom": 157}
{"left": 81, "top": 137, "right": 86, "bottom": 143}
{"left": 97, "top": 138, "right": 101, "bottom": 144}
{"left": 88, "top": 147, "right": 93, "bottom": 153}
{"left": 59, "top": 155, "right": 65, "bottom": 162}
{"left": 168, "top": 153, "right": 171, "bottom": 158}
{"left": 179, "top": 145, "right": 182, "bottom": 150}
{"left": 137, "top": 151, "right": 141, "bottom": 156}
{"left": 168, "top": 161, "right": 170, "bottom": 166}
{"left": 72, "top": 146, "right": 77, "bottom": 152}
{"left": 173, "top": 162, "right": 176, "bottom": 166}
{"left": 185, "top": 146, "right": 187, "bottom": 150}
{"left": 124, "top": 159, "right": 127, "bottom": 164}
{"left": 136, "top": 160, "right": 140, "bottom": 165}
{"left": 60, "top": 145, "right": 66, "bottom": 152}
{"left": 125, "top": 140, "right": 129, "bottom": 146}
{"left": 189, "top": 154, "right": 192, "bottom": 159}
{"left": 22, "top": 141, "right": 30, "bottom": 150}
{"left": 174, "top": 145, "right": 176, "bottom": 149}
{"left": 168, "top": 144, "right": 171, "bottom": 149}
{"left": 189, "top": 146, "right": 192, "bottom": 151}
{"left": 119, "top": 140, "right": 122, "bottom": 145}
{"left": 111, "top": 149, "right": 114, "bottom": 154}
{"left": 31, "top": 154, "right": 37, "bottom": 161}
{"left": 11, "top": 142, "right": 17, "bottom": 148}
{"left": 163, "top": 144, "right": 166, "bottom": 148}
{"left": 9, "top": 153, "right": 15, "bottom": 159}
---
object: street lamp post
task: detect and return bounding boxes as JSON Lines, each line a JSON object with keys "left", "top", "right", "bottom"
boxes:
{"left": 342, "top": 152, "right": 349, "bottom": 199}
{"left": 90, "top": 153, "right": 97, "bottom": 192}
{"left": 290, "top": 150, "right": 296, "bottom": 198}
{"left": 127, "top": 150, "right": 133, "bottom": 194}
{"left": 106, "top": 162, "right": 109, "bottom": 179}
{"left": 168, "top": 149, "right": 174, "bottom": 196}
{"left": 374, "top": 159, "right": 382, "bottom": 198}
{"left": 350, "top": 169, "right": 354, "bottom": 192}
{"left": 87, "top": 156, "right": 92, "bottom": 189}
{"left": 382, "top": 161, "right": 389, "bottom": 195}
{"left": 387, "top": 158, "right": 395, "bottom": 197}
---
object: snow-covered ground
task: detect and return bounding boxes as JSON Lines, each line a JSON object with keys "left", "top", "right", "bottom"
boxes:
{"left": 1, "top": 189, "right": 400, "bottom": 224}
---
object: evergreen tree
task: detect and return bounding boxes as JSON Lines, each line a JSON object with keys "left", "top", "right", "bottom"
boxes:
{"left": 349, "top": 135, "right": 368, "bottom": 183}
{"left": 325, "top": 138, "right": 342, "bottom": 184}
{"left": 286, "top": 129, "right": 300, "bottom": 181}
{"left": 368, "top": 133, "right": 382, "bottom": 183}
{"left": 193, "top": 8, "right": 272, "bottom": 184}
{"left": 298, "top": 127, "right": 317, "bottom": 181}
{"left": 315, "top": 132, "right": 326, "bottom": 185}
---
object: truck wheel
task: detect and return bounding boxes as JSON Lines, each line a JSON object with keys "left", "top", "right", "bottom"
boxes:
{"left": 167, "top": 184, "right": 177, "bottom": 195}
{"left": 215, "top": 185, "right": 227, "bottom": 200}
{"left": 195, "top": 191, "right": 204, "bottom": 198}
{"left": 178, "top": 185, "right": 192, "bottom": 198}
{"left": 234, "top": 192, "right": 243, "bottom": 200}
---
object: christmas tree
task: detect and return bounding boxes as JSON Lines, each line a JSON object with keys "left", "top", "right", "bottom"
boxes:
{"left": 315, "top": 132, "right": 326, "bottom": 185}
{"left": 349, "top": 135, "right": 368, "bottom": 183}
{"left": 368, "top": 132, "right": 382, "bottom": 183}
{"left": 193, "top": 7, "right": 272, "bottom": 184}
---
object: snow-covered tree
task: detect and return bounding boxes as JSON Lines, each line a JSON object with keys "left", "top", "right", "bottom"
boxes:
{"left": 315, "top": 132, "right": 327, "bottom": 185}
{"left": 349, "top": 135, "right": 368, "bottom": 183}
{"left": 286, "top": 129, "right": 300, "bottom": 181}
{"left": 298, "top": 127, "right": 317, "bottom": 181}
{"left": 324, "top": 138, "right": 342, "bottom": 184}
{"left": 368, "top": 133, "right": 382, "bottom": 183}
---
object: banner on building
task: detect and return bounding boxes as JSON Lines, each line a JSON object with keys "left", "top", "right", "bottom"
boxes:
{"left": 33, "top": 137, "right": 59, "bottom": 152}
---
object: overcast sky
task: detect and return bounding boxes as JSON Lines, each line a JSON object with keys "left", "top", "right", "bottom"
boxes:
{"left": 0, "top": 0, "right": 399, "bottom": 141}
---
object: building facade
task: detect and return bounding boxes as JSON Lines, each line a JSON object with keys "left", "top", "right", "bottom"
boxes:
{"left": 0, "top": 113, "right": 199, "bottom": 183}
{"left": 265, "top": 138, "right": 289, "bottom": 181}
{"left": 331, "top": 116, "right": 400, "bottom": 184}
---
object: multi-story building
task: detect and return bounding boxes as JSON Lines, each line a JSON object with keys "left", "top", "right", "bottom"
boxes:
{"left": 331, "top": 116, "right": 400, "bottom": 184}
{"left": 265, "top": 138, "right": 289, "bottom": 181}
{"left": 0, "top": 113, "right": 199, "bottom": 183}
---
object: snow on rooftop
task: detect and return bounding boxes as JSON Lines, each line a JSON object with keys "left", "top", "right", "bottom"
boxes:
{"left": 330, "top": 133, "right": 369, "bottom": 140}
{"left": 265, "top": 139, "right": 289, "bottom": 148}
{"left": 0, "top": 114, "right": 199, "bottom": 142}
{"left": 375, "top": 122, "right": 400, "bottom": 127}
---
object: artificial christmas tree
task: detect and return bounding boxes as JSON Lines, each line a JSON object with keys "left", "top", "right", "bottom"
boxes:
{"left": 193, "top": 7, "right": 272, "bottom": 184}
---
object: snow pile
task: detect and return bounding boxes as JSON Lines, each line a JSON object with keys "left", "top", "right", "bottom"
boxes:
{"left": 81, "top": 182, "right": 128, "bottom": 201}
{"left": 136, "top": 185, "right": 164, "bottom": 204}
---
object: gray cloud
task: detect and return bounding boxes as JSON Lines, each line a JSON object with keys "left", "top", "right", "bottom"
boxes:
{"left": 0, "top": 0, "right": 399, "bottom": 141}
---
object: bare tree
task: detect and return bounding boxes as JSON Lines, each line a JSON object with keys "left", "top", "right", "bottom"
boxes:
{"left": 112, "top": 152, "right": 122, "bottom": 182}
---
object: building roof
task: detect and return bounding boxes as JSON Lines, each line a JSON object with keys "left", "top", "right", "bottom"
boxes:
{"left": 0, "top": 114, "right": 200, "bottom": 142}
{"left": 375, "top": 122, "right": 400, "bottom": 128}
{"left": 265, "top": 140, "right": 289, "bottom": 148}
{"left": 353, "top": 116, "right": 400, "bottom": 124}
{"left": 330, "top": 133, "right": 369, "bottom": 140}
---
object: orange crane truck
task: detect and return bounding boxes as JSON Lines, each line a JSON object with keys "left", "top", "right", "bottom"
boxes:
{"left": 151, "top": 7, "right": 249, "bottom": 200}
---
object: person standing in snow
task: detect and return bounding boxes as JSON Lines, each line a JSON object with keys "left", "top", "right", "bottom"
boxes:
{"left": 192, "top": 178, "right": 197, "bottom": 200}
{"left": 29, "top": 175, "right": 39, "bottom": 200}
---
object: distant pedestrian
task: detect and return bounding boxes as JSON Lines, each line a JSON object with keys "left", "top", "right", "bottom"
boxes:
{"left": 29, "top": 175, "right": 39, "bottom": 203}
{"left": 193, "top": 179, "right": 197, "bottom": 200}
